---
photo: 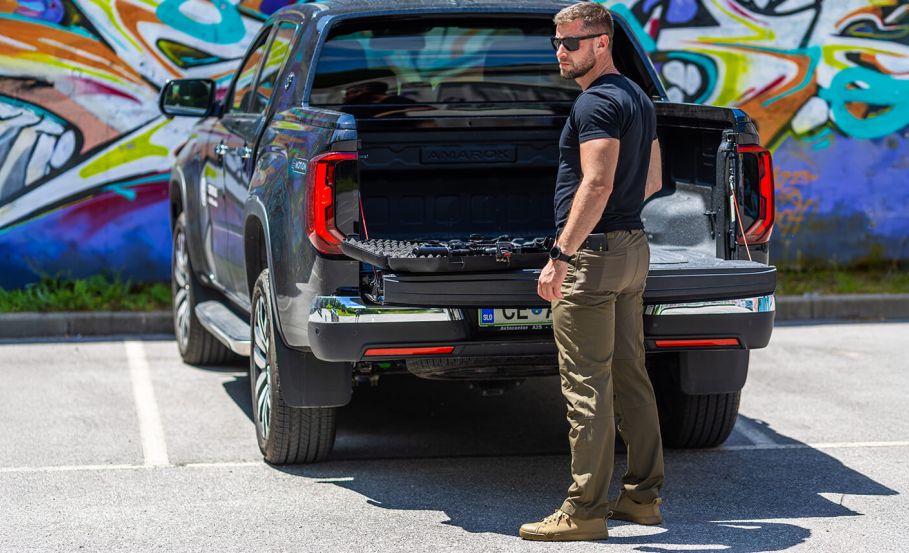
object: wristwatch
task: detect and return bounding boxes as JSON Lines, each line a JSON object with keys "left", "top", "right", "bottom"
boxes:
{"left": 549, "top": 244, "right": 573, "bottom": 263}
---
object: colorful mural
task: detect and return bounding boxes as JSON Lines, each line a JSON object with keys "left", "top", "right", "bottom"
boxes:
{"left": 1, "top": 1, "right": 908, "bottom": 288}
{"left": 606, "top": 0, "right": 909, "bottom": 264}
{"left": 0, "top": 0, "right": 292, "bottom": 287}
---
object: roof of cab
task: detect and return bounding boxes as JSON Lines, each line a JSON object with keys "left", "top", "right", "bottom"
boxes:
{"left": 280, "top": 0, "right": 578, "bottom": 19}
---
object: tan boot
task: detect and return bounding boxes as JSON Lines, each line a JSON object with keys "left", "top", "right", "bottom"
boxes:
{"left": 607, "top": 493, "right": 663, "bottom": 525}
{"left": 519, "top": 510, "right": 609, "bottom": 541}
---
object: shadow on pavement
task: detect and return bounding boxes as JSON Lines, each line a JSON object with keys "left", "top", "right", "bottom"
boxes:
{"left": 223, "top": 373, "right": 254, "bottom": 423}
{"left": 227, "top": 374, "right": 894, "bottom": 551}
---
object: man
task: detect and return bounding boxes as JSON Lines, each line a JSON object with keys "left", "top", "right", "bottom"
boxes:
{"left": 520, "top": 2, "right": 665, "bottom": 542}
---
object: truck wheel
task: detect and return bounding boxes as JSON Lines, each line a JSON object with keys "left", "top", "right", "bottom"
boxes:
{"left": 250, "top": 268, "right": 337, "bottom": 464}
{"left": 650, "top": 361, "right": 740, "bottom": 448}
{"left": 658, "top": 390, "right": 740, "bottom": 448}
{"left": 172, "top": 212, "right": 235, "bottom": 365}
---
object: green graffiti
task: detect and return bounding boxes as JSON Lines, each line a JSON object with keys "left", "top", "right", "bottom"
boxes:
{"left": 79, "top": 120, "right": 169, "bottom": 179}
{"left": 820, "top": 67, "right": 909, "bottom": 140}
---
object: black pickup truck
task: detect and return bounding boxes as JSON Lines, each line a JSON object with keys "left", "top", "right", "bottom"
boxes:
{"left": 159, "top": 0, "right": 776, "bottom": 464}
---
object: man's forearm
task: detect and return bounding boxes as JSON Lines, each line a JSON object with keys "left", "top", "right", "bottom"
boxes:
{"left": 557, "top": 179, "right": 613, "bottom": 255}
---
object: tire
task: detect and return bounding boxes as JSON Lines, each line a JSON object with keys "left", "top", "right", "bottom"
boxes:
{"left": 250, "top": 268, "right": 337, "bottom": 464}
{"left": 650, "top": 360, "right": 740, "bottom": 448}
{"left": 172, "top": 212, "right": 235, "bottom": 365}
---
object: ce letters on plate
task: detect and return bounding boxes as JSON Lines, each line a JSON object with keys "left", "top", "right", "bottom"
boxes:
{"left": 479, "top": 308, "right": 552, "bottom": 328}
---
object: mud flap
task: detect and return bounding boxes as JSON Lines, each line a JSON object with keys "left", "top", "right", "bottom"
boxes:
{"left": 275, "top": 330, "right": 352, "bottom": 408}
{"left": 679, "top": 349, "right": 749, "bottom": 395}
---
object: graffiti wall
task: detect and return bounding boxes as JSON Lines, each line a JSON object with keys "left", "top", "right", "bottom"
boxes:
{"left": 0, "top": 0, "right": 292, "bottom": 287}
{"left": 608, "top": 0, "right": 909, "bottom": 264}
{"left": 1, "top": 1, "right": 908, "bottom": 288}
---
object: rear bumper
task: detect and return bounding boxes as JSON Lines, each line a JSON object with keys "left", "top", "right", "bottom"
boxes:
{"left": 644, "top": 296, "right": 775, "bottom": 350}
{"left": 308, "top": 295, "right": 775, "bottom": 362}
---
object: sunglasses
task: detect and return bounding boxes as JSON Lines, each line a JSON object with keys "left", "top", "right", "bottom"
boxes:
{"left": 550, "top": 33, "right": 604, "bottom": 52}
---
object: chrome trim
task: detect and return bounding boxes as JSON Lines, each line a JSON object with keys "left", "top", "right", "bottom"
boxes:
{"left": 309, "top": 296, "right": 462, "bottom": 324}
{"left": 645, "top": 295, "right": 775, "bottom": 316}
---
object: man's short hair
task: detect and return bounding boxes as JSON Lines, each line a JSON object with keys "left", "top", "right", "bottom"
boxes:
{"left": 553, "top": 2, "right": 615, "bottom": 50}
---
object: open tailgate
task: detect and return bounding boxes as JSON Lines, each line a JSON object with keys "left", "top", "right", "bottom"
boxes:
{"left": 349, "top": 243, "right": 776, "bottom": 307}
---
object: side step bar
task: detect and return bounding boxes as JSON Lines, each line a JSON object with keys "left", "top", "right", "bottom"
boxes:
{"left": 195, "top": 301, "right": 251, "bottom": 356}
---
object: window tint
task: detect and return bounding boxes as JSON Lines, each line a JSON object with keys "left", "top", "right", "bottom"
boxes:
{"left": 248, "top": 22, "right": 297, "bottom": 115}
{"left": 310, "top": 19, "right": 579, "bottom": 116}
{"left": 230, "top": 30, "right": 271, "bottom": 114}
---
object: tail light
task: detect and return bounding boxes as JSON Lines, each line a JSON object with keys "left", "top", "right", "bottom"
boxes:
{"left": 737, "top": 145, "right": 775, "bottom": 245}
{"left": 306, "top": 151, "right": 357, "bottom": 255}
{"left": 655, "top": 338, "right": 740, "bottom": 349}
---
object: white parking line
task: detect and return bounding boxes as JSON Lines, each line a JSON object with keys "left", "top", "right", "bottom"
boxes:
{"left": 2, "top": 441, "right": 909, "bottom": 474}
{"left": 0, "top": 464, "right": 154, "bottom": 474}
{"left": 0, "top": 462, "right": 262, "bottom": 474}
{"left": 125, "top": 341, "right": 169, "bottom": 466}
{"left": 733, "top": 417, "right": 778, "bottom": 446}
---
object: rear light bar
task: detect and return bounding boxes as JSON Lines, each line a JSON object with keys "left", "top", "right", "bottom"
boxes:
{"left": 307, "top": 151, "right": 357, "bottom": 255}
{"left": 654, "top": 338, "right": 740, "bottom": 349}
{"left": 364, "top": 346, "right": 455, "bottom": 357}
{"left": 737, "top": 145, "right": 775, "bottom": 245}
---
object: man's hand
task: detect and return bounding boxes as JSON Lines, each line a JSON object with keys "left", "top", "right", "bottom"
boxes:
{"left": 537, "top": 259, "right": 570, "bottom": 301}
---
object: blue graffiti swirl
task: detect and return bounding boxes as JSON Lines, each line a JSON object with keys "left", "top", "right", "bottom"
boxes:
{"left": 819, "top": 67, "right": 909, "bottom": 140}
{"left": 156, "top": 0, "right": 244, "bottom": 45}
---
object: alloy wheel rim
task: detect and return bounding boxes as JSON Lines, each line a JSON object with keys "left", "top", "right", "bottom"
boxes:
{"left": 253, "top": 294, "right": 272, "bottom": 440}
{"left": 173, "top": 229, "right": 191, "bottom": 350}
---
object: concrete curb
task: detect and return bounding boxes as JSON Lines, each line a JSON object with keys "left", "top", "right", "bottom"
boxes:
{"left": 0, "top": 294, "right": 907, "bottom": 338}
{"left": 775, "top": 294, "right": 909, "bottom": 322}
{"left": 0, "top": 311, "right": 173, "bottom": 339}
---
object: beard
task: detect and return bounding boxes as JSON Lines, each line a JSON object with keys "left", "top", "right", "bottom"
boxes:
{"left": 560, "top": 51, "right": 596, "bottom": 80}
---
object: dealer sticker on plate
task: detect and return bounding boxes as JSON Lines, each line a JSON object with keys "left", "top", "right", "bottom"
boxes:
{"left": 479, "top": 308, "right": 553, "bottom": 330}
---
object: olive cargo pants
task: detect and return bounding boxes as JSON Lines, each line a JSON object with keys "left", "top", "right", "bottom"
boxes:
{"left": 552, "top": 229, "right": 664, "bottom": 519}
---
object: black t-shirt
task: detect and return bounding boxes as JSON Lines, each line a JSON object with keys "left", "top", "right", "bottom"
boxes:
{"left": 554, "top": 73, "right": 656, "bottom": 234}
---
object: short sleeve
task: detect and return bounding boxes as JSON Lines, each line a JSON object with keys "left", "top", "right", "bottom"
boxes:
{"left": 574, "top": 92, "right": 622, "bottom": 143}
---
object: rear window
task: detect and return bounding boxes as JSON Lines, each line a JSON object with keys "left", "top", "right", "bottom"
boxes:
{"left": 309, "top": 18, "right": 579, "bottom": 116}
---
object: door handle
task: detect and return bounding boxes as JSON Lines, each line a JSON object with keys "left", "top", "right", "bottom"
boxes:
{"left": 214, "top": 143, "right": 229, "bottom": 156}
{"left": 237, "top": 146, "right": 252, "bottom": 159}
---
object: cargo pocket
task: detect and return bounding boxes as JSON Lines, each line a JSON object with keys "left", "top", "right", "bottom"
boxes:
{"left": 581, "top": 249, "right": 631, "bottom": 293}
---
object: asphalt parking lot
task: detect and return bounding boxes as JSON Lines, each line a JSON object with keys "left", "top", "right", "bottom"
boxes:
{"left": 1, "top": 321, "right": 907, "bottom": 552}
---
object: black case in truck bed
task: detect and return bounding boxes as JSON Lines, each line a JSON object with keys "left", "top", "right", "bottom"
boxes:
{"left": 341, "top": 236, "right": 551, "bottom": 272}
{"left": 159, "top": 0, "right": 778, "bottom": 465}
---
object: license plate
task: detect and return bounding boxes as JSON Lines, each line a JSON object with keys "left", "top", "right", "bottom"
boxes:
{"left": 478, "top": 307, "right": 553, "bottom": 329}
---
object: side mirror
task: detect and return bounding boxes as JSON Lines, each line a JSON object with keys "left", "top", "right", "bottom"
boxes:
{"left": 159, "top": 78, "right": 216, "bottom": 118}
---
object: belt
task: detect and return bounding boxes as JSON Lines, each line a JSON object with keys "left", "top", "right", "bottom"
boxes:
{"left": 550, "top": 229, "right": 643, "bottom": 253}
{"left": 578, "top": 229, "right": 644, "bottom": 252}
